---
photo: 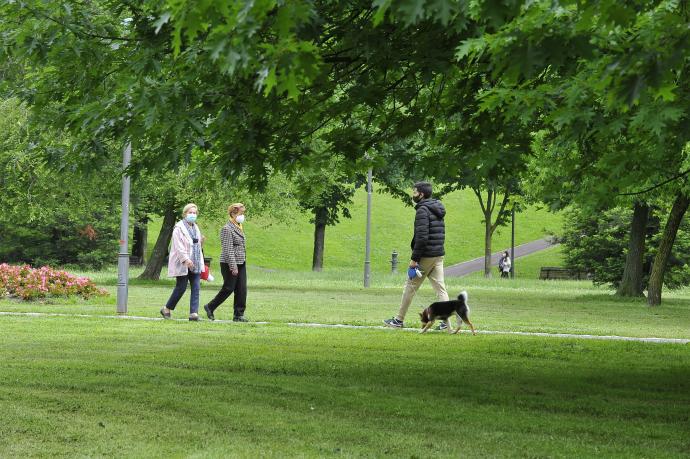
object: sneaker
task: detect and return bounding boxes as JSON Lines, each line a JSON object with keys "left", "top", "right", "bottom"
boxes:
{"left": 204, "top": 304, "right": 215, "bottom": 321}
{"left": 436, "top": 322, "right": 448, "bottom": 331}
{"left": 233, "top": 316, "right": 249, "bottom": 322}
{"left": 160, "top": 308, "right": 171, "bottom": 320}
{"left": 383, "top": 317, "right": 404, "bottom": 328}
{"left": 189, "top": 313, "right": 200, "bottom": 321}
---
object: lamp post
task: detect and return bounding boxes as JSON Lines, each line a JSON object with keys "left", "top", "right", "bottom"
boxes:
{"left": 117, "top": 142, "right": 131, "bottom": 314}
{"left": 363, "top": 167, "right": 373, "bottom": 287}
{"left": 510, "top": 205, "right": 515, "bottom": 279}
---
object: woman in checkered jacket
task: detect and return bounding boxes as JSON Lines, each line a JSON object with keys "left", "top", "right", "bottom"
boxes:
{"left": 203, "top": 203, "right": 248, "bottom": 321}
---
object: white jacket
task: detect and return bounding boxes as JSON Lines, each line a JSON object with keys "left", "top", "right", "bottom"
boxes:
{"left": 167, "top": 220, "right": 205, "bottom": 277}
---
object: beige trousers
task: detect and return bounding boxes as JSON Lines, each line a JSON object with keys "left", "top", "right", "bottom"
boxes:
{"left": 396, "top": 256, "right": 449, "bottom": 321}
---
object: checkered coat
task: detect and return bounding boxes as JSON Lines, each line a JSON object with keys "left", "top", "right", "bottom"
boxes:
{"left": 219, "top": 221, "right": 246, "bottom": 269}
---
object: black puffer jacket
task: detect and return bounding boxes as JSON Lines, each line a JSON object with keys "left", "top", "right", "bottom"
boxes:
{"left": 410, "top": 198, "right": 446, "bottom": 261}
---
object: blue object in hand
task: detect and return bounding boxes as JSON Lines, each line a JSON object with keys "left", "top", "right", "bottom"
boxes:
{"left": 407, "top": 267, "right": 422, "bottom": 279}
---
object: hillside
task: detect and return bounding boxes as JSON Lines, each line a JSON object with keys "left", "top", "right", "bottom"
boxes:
{"left": 147, "top": 188, "right": 562, "bottom": 273}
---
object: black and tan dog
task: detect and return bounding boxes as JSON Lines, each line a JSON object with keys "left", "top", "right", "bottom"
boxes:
{"left": 419, "top": 291, "right": 476, "bottom": 335}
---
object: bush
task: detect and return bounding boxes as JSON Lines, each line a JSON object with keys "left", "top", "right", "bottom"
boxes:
{"left": 0, "top": 221, "right": 118, "bottom": 270}
{"left": 560, "top": 205, "right": 690, "bottom": 289}
{"left": 559, "top": 207, "right": 634, "bottom": 287}
{"left": 0, "top": 263, "right": 108, "bottom": 301}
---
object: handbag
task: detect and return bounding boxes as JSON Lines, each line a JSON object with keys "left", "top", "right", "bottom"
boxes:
{"left": 200, "top": 263, "right": 210, "bottom": 280}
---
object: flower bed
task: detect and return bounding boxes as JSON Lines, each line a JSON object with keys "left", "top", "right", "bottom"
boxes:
{"left": 0, "top": 264, "right": 108, "bottom": 301}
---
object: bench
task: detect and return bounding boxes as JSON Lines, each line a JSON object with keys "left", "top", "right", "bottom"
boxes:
{"left": 539, "top": 266, "right": 589, "bottom": 280}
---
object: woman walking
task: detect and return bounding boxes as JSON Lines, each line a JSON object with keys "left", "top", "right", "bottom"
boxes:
{"left": 160, "top": 203, "right": 205, "bottom": 321}
{"left": 204, "top": 203, "right": 249, "bottom": 322}
{"left": 499, "top": 251, "right": 512, "bottom": 278}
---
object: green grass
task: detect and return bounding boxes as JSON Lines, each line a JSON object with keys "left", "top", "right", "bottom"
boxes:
{"left": 2, "top": 266, "right": 689, "bottom": 339}
{"left": 514, "top": 244, "right": 565, "bottom": 278}
{"left": 148, "top": 188, "right": 562, "bottom": 272}
{"left": 2, "top": 270, "right": 689, "bottom": 457}
{"left": 1, "top": 316, "right": 688, "bottom": 458}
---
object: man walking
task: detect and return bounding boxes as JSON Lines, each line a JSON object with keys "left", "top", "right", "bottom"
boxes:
{"left": 384, "top": 182, "right": 449, "bottom": 328}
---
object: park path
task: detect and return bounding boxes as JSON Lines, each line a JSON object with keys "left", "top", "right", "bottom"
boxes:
{"left": 445, "top": 238, "right": 556, "bottom": 277}
{"left": 1, "top": 311, "right": 687, "bottom": 344}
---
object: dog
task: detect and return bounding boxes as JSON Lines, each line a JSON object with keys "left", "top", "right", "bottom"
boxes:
{"left": 419, "top": 291, "right": 476, "bottom": 335}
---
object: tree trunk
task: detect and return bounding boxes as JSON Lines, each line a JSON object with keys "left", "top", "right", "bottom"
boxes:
{"left": 312, "top": 207, "right": 327, "bottom": 272}
{"left": 132, "top": 217, "right": 148, "bottom": 265}
{"left": 138, "top": 205, "right": 177, "bottom": 280}
{"left": 647, "top": 193, "right": 690, "bottom": 306}
{"left": 474, "top": 187, "right": 510, "bottom": 278}
{"left": 616, "top": 202, "right": 649, "bottom": 297}
{"left": 484, "top": 213, "right": 493, "bottom": 278}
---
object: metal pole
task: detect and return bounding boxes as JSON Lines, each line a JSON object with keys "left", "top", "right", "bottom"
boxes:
{"left": 391, "top": 250, "right": 398, "bottom": 273}
{"left": 510, "top": 205, "right": 515, "bottom": 279}
{"left": 117, "top": 142, "right": 131, "bottom": 314}
{"left": 363, "top": 167, "right": 373, "bottom": 287}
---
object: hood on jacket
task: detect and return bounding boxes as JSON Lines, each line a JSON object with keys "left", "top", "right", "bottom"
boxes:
{"left": 416, "top": 198, "right": 446, "bottom": 219}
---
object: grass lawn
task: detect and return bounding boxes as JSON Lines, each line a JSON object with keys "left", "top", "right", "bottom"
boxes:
{"left": 2, "top": 265, "right": 689, "bottom": 338}
{"left": 1, "top": 269, "right": 689, "bottom": 457}
{"left": 1, "top": 316, "right": 689, "bottom": 458}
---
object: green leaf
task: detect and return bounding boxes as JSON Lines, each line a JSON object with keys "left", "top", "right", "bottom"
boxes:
{"left": 455, "top": 37, "right": 485, "bottom": 61}
{"left": 426, "top": 0, "right": 456, "bottom": 26}
{"left": 656, "top": 83, "right": 676, "bottom": 102}
{"left": 398, "top": 0, "right": 426, "bottom": 24}
{"left": 154, "top": 12, "right": 172, "bottom": 35}
{"left": 262, "top": 67, "right": 278, "bottom": 96}
{"left": 372, "top": 0, "right": 392, "bottom": 26}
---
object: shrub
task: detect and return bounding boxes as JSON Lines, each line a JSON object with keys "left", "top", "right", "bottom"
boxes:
{"left": 560, "top": 205, "right": 690, "bottom": 289}
{"left": 0, "top": 263, "right": 108, "bottom": 301}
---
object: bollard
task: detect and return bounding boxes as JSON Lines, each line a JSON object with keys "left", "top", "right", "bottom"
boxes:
{"left": 391, "top": 250, "right": 398, "bottom": 273}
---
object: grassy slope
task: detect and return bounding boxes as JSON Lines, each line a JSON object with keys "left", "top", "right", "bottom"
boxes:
{"left": 464, "top": 244, "right": 565, "bottom": 280}
{"left": 1, "top": 316, "right": 688, "bottom": 458}
{"left": 147, "top": 188, "right": 562, "bottom": 272}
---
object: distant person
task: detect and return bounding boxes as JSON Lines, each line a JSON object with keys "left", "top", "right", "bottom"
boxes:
{"left": 499, "top": 251, "right": 511, "bottom": 278}
{"left": 161, "top": 203, "right": 205, "bottom": 321}
{"left": 384, "top": 182, "right": 450, "bottom": 328}
{"left": 203, "top": 203, "right": 249, "bottom": 322}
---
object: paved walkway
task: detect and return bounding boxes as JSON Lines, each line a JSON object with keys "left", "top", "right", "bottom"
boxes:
{"left": 445, "top": 238, "right": 556, "bottom": 277}
{"left": 1, "top": 311, "right": 686, "bottom": 345}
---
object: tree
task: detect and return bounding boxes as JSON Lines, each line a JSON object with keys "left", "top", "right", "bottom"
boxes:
{"left": 617, "top": 201, "right": 650, "bottom": 297}
{"left": 291, "top": 154, "right": 362, "bottom": 271}
{"left": 559, "top": 201, "right": 690, "bottom": 292}
{"left": 0, "top": 98, "right": 120, "bottom": 268}
{"left": 1, "top": 1, "right": 468, "bottom": 193}
{"left": 647, "top": 192, "right": 690, "bottom": 304}
{"left": 457, "top": 0, "right": 690, "bottom": 303}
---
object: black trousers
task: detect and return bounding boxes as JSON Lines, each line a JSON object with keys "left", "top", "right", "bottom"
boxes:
{"left": 206, "top": 262, "right": 247, "bottom": 317}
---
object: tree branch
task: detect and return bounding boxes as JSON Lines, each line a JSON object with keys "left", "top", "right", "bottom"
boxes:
{"left": 490, "top": 191, "right": 511, "bottom": 233}
{"left": 487, "top": 187, "right": 496, "bottom": 214}
{"left": 473, "top": 187, "right": 487, "bottom": 214}
{"left": 618, "top": 168, "right": 690, "bottom": 196}
{"left": 21, "top": 3, "right": 144, "bottom": 42}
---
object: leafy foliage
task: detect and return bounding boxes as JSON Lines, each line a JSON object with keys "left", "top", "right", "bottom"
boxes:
{"left": 560, "top": 204, "right": 690, "bottom": 289}
{"left": 0, "top": 98, "right": 120, "bottom": 269}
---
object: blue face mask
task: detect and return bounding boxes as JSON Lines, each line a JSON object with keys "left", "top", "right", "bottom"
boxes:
{"left": 185, "top": 214, "right": 197, "bottom": 223}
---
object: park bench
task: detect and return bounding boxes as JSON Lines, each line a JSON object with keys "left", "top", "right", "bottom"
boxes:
{"left": 539, "top": 266, "right": 589, "bottom": 280}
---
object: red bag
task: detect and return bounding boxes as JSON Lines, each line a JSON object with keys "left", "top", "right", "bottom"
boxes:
{"left": 200, "top": 264, "right": 210, "bottom": 280}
